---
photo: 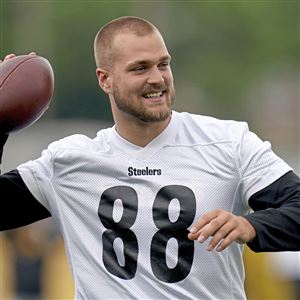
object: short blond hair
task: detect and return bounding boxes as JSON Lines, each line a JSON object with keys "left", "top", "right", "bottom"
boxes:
{"left": 94, "top": 16, "right": 158, "bottom": 69}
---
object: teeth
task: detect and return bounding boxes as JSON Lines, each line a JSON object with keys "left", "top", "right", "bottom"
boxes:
{"left": 144, "top": 91, "right": 163, "bottom": 98}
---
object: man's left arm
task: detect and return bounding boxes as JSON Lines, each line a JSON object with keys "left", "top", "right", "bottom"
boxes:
{"left": 188, "top": 171, "right": 300, "bottom": 252}
{"left": 244, "top": 170, "right": 300, "bottom": 252}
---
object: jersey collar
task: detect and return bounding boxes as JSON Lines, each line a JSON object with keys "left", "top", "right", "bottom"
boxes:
{"left": 110, "top": 111, "right": 180, "bottom": 160}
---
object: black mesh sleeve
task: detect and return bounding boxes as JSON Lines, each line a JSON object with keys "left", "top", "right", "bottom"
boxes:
{"left": 244, "top": 171, "right": 300, "bottom": 252}
{"left": 0, "top": 169, "right": 51, "bottom": 231}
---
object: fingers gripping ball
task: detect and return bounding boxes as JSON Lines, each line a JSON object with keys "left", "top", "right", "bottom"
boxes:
{"left": 0, "top": 55, "right": 54, "bottom": 133}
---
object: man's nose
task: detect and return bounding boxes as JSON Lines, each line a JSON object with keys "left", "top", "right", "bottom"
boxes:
{"left": 147, "top": 67, "right": 164, "bottom": 85}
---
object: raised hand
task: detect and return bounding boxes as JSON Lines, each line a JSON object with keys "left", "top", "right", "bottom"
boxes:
{"left": 188, "top": 209, "right": 256, "bottom": 252}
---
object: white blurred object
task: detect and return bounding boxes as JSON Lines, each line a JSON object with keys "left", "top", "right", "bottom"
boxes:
{"left": 268, "top": 252, "right": 300, "bottom": 280}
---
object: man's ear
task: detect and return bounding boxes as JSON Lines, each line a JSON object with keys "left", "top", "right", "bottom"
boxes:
{"left": 96, "top": 68, "right": 112, "bottom": 94}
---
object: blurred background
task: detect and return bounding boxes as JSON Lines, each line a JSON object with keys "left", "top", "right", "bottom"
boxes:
{"left": 0, "top": 1, "right": 299, "bottom": 299}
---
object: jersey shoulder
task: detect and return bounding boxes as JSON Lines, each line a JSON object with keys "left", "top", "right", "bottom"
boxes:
{"left": 46, "top": 129, "right": 111, "bottom": 156}
{"left": 174, "top": 111, "right": 249, "bottom": 145}
{"left": 47, "top": 134, "right": 94, "bottom": 151}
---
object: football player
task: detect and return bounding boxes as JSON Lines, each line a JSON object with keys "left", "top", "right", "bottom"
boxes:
{"left": 1, "top": 16, "right": 299, "bottom": 299}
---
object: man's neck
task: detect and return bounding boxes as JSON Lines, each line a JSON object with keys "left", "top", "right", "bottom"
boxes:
{"left": 114, "top": 115, "right": 171, "bottom": 147}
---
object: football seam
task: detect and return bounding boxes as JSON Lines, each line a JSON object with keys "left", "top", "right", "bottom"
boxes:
{"left": 0, "top": 56, "right": 37, "bottom": 88}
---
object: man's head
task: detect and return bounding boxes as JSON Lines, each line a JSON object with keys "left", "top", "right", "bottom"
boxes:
{"left": 94, "top": 16, "right": 157, "bottom": 70}
{"left": 94, "top": 16, "right": 175, "bottom": 123}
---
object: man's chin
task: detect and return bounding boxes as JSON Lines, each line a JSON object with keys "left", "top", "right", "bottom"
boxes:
{"left": 135, "top": 107, "right": 172, "bottom": 123}
{"left": 114, "top": 95, "right": 173, "bottom": 123}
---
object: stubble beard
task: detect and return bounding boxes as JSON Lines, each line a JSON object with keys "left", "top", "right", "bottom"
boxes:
{"left": 112, "top": 84, "right": 175, "bottom": 123}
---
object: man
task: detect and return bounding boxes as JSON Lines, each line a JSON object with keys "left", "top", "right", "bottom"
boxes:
{"left": 1, "top": 16, "right": 299, "bottom": 299}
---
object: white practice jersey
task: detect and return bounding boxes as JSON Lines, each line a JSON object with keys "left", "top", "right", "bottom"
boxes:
{"left": 18, "top": 111, "right": 291, "bottom": 300}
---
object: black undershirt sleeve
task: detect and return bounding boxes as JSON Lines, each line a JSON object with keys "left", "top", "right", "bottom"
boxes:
{"left": 245, "top": 171, "right": 300, "bottom": 252}
{"left": 0, "top": 169, "right": 51, "bottom": 231}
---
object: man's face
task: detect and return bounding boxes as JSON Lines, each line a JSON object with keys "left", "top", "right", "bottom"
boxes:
{"left": 108, "top": 31, "right": 175, "bottom": 123}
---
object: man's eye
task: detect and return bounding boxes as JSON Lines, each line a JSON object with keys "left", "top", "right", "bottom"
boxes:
{"left": 159, "top": 62, "right": 170, "bottom": 69}
{"left": 133, "top": 66, "right": 146, "bottom": 72}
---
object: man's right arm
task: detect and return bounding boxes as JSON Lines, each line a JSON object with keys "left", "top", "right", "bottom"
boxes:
{"left": 0, "top": 135, "right": 51, "bottom": 231}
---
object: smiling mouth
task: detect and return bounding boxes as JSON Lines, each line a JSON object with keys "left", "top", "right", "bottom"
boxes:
{"left": 142, "top": 91, "right": 165, "bottom": 99}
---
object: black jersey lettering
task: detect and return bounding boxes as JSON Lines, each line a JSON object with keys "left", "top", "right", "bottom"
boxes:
{"left": 128, "top": 167, "right": 162, "bottom": 176}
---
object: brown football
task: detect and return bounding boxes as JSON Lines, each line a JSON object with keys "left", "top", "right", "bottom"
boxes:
{"left": 0, "top": 54, "right": 54, "bottom": 133}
